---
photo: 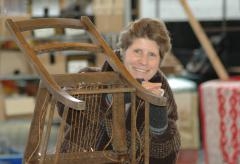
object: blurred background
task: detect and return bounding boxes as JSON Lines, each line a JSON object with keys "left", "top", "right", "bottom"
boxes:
{"left": 0, "top": 0, "right": 240, "bottom": 163}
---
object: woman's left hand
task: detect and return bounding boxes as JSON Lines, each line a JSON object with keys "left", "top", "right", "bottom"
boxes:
{"left": 142, "top": 81, "right": 164, "bottom": 96}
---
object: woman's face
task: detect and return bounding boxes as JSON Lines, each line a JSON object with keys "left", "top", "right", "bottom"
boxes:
{"left": 123, "top": 38, "right": 160, "bottom": 81}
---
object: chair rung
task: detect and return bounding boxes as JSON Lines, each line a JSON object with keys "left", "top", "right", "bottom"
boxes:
{"left": 15, "top": 18, "right": 85, "bottom": 31}
{"left": 34, "top": 42, "right": 102, "bottom": 53}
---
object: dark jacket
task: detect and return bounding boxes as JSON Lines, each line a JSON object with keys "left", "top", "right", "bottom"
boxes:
{"left": 101, "top": 58, "right": 181, "bottom": 163}
{"left": 58, "top": 73, "right": 180, "bottom": 163}
{"left": 58, "top": 58, "right": 181, "bottom": 163}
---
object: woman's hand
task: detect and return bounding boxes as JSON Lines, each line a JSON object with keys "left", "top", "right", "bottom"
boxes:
{"left": 142, "top": 81, "right": 164, "bottom": 96}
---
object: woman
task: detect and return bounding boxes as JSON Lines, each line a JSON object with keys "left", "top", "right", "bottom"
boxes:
{"left": 58, "top": 17, "right": 181, "bottom": 163}
{"left": 102, "top": 18, "right": 181, "bottom": 163}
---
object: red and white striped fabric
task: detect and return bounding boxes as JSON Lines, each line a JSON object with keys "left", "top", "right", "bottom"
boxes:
{"left": 200, "top": 79, "right": 240, "bottom": 164}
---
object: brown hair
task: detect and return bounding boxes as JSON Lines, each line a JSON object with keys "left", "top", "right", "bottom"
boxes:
{"left": 117, "top": 18, "right": 171, "bottom": 60}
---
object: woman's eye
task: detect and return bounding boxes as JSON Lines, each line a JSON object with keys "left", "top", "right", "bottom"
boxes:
{"left": 149, "top": 52, "right": 157, "bottom": 58}
{"left": 133, "top": 49, "right": 142, "bottom": 56}
{"left": 134, "top": 49, "right": 141, "bottom": 53}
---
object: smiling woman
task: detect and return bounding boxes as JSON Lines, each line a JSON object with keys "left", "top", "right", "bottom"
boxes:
{"left": 57, "top": 17, "right": 180, "bottom": 164}
{"left": 101, "top": 18, "right": 181, "bottom": 163}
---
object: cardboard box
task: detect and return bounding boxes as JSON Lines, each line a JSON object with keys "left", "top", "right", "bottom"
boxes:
{"left": 0, "top": 48, "right": 66, "bottom": 77}
{"left": 93, "top": 0, "right": 124, "bottom": 15}
{"left": 0, "top": 50, "right": 33, "bottom": 76}
{"left": 38, "top": 52, "right": 66, "bottom": 74}
{"left": 93, "top": 0, "right": 125, "bottom": 33}
{"left": 4, "top": 95, "right": 35, "bottom": 117}
{"left": 168, "top": 77, "right": 200, "bottom": 149}
{"left": 94, "top": 14, "right": 124, "bottom": 33}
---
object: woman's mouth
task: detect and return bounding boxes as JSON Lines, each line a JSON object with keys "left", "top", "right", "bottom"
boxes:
{"left": 134, "top": 68, "right": 148, "bottom": 73}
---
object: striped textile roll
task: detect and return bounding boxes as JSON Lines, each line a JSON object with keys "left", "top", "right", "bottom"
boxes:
{"left": 200, "top": 78, "right": 240, "bottom": 164}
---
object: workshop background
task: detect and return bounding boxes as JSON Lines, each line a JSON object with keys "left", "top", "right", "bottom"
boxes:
{"left": 0, "top": 0, "right": 240, "bottom": 163}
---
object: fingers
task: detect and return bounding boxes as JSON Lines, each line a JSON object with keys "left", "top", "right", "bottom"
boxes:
{"left": 142, "top": 81, "right": 164, "bottom": 96}
{"left": 151, "top": 88, "right": 164, "bottom": 97}
{"left": 142, "top": 81, "right": 162, "bottom": 89}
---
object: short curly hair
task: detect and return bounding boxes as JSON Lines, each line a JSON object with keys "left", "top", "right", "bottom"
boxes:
{"left": 117, "top": 18, "right": 172, "bottom": 60}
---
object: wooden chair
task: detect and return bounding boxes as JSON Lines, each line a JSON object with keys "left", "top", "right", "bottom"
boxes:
{"left": 6, "top": 16, "right": 166, "bottom": 164}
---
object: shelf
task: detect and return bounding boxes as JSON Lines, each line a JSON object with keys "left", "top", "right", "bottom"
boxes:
{"left": 0, "top": 75, "right": 39, "bottom": 81}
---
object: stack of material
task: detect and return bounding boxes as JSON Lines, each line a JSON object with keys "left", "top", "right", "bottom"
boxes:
{"left": 200, "top": 78, "right": 240, "bottom": 164}
{"left": 92, "top": 0, "right": 126, "bottom": 33}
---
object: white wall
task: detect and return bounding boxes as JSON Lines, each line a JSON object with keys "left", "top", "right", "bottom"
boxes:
{"left": 32, "top": 0, "right": 60, "bottom": 17}
{"left": 140, "top": 0, "right": 240, "bottom": 21}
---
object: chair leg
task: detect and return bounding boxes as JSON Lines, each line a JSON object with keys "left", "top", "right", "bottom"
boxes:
{"left": 24, "top": 85, "right": 51, "bottom": 163}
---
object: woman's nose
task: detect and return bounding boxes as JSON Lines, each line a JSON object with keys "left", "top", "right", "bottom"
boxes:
{"left": 138, "top": 54, "right": 148, "bottom": 65}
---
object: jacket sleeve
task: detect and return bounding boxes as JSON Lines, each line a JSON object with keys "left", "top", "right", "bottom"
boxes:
{"left": 149, "top": 104, "right": 168, "bottom": 135}
{"left": 149, "top": 71, "right": 181, "bottom": 159}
